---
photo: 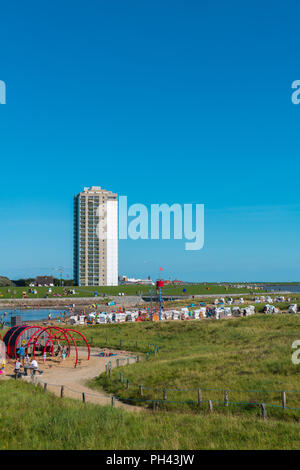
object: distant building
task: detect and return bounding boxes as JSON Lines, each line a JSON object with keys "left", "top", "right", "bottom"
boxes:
{"left": 74, "top": 186, "right": 118, "bottom": 286}
{"left": 119, "top": 275, "right": 154, "bottom": 285}
{"left": 164, "top": 279, "right": 183, "bottom": 285}
{"left": 35, "top": 276, "right": 54, "bottom": 287}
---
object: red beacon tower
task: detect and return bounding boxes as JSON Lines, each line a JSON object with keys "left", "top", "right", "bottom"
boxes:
{"left": 156, "top": 279, "right": 164, "bottom": 294}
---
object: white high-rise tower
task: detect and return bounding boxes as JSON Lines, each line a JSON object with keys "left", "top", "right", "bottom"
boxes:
{"left": 74, "top": 186, "right": 118, "bottom": 286}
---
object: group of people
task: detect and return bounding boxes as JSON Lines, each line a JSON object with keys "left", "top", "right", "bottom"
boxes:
{"left": 55, "top": 342, "right": 68, "bottom": 360}
{"left": 1, "top": 338, "right": 70, "bottom": 379}
{"left": 14, "top": 357, "right": 39, "bottom": 377}
{"left": 13, "top": 344, "right": 43, "bottom": 377}
{"left": 48, "top": 311, "right": 70, "bottom": 323}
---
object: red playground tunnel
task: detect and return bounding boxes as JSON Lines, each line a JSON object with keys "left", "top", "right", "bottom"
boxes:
{"left": 2, "top": 325, "right": 90, "bottom": 368}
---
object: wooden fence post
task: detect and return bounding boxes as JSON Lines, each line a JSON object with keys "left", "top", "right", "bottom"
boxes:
{"left": 60, "top": 386, "right": 64, "bottom": 398}
{"left": 111, "top": 396, "right": 115, "bottom": 407}
{"left": 136, "top": 356, "right": 140, "bottom": 363}
{"left": 139, "top": 385, "right": 143, "bottom": 397}
{"left": 260, "top": 403, "right": 267, "bottom": 420}
{"left": 82, "top": 392, "right": 86, "bottom": 403}
{"left": 208, "top": 400, "right": 213, "bottom": 412}
{"left": 197, "top": 388, "right": 202, "bottom": 406}
{"left": 281, "top": 391, "right": 286, "bottom": 409}
{"left": 116, "top": 359, "right": 119, "bottom": 368}
{"left": 224, "top": 390, "right": 229, "bottom": 407}
{"left": 163, "top": 389, "right": 167, "bottom": 401}
{"left": 43, "top": 383, "right": 47, "bottom": 393}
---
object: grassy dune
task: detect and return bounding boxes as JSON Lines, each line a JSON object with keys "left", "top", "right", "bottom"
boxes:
{"left": 86, "top": 315, "right": 300, "bottom": 420}
{"left": 2, "top": 379, "right": 300, "bottom": 449}
{"left": 2, "top": 314, "right": 300, "bottom": 449}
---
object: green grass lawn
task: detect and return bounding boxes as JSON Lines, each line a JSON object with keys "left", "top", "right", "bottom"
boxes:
{"left": 2, "top": 379, "right": 300, "bottom": 449}
{"left": 83, "top": 315, "right": 300, "bottom": 421}
{"left": 2, "top": 314, "right": 300, "bottom": 449}
{"left": 0, "top": 283, "right": 272, "bottom": 299}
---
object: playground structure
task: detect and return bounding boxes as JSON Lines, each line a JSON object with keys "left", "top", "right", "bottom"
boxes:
{"left": 2, "top": 325, "right": 90, "bottom": 368}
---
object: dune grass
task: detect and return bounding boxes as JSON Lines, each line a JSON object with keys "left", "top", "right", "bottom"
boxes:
{"left": 2, "top": 314, "right": 300, "bottom": 449}
{"left": 86, "top": 315, "right": 300, "bottom": 420}
{"left": 2, "top": 379, "right": 300, "bottom": 449}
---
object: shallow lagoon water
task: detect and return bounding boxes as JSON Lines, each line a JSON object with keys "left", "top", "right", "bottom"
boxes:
{"left": 0, "top": 308, "right": 70, "bottom": 324}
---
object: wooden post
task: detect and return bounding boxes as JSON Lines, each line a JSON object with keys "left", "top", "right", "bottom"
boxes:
{"left": 116, "top": 359, "right": 119, "bottom": 368}
{"left": 139, "top": 385, "right": 143, "bottom": 397}
{"left": 43, "top": 383, "right": 47, "bottom": 393}
{"left": 153, "top": 401, "right": 158, "bottom": 412}
{"left": 111, "top": 396, "right": 115, "bottom": 407}
{"left": 208, "top": 400, "right": 213, "bottom": 412}
{"left": 136, "top": 355, "right": 140, "bottom": 363}
{"left": 224, "top": 390, "right": 229, "bottom": 407}
{"left": 127, "top": 357, "right": 130, "bottom": 365}
{"left": 197, "top": 388, "right": 202, "bottom": 406}
{"left": 260, "top": 403, "right": 267, "bottom": 420}
{"left": 281, "top": 391, "right": 286, "bottom": 409}
{"left": 82, "top": 392, "right": 86, "bottom": 403}
{"left": 163, "top": 389, "right": 167, "bottom": 401}
{"left": 60, "top": 386, "right": 64, "bottom": 398}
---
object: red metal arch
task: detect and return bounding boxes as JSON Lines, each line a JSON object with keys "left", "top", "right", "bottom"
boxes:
{"left": 26, "top": 327, "right": 56, "bottom": 357}
{"left": 5, "top": 324, "right": 90, "bottom": 368}
{"left": 31, "top": 327, "right": 71, "bottom": 360}
{"left": 7, "top": 326, "right": 26, "bottom": 357}
{"left": 41, "top": 327, "right": 73, "bottom": 358}
{"left": 13, "top": 326, "right": 43, "bottom": 360}
{"left": 42, "top": 328, "right": 79, "bottom": 367}
{"left": 66, "top": 329, "right": 90, "bottom": 361}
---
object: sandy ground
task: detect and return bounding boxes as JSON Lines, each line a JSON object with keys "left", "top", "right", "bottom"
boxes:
{"left": 2, "top": 348, "right": 142, "bottom": 412}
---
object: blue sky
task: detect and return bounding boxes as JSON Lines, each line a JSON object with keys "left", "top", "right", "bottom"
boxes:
{"left": 0, "top": 0, "right": 300, "bottom": 282}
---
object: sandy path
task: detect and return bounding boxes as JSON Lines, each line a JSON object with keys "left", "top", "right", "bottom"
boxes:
{"left": 21, "top": 348, "right": 142, "bottom": 412}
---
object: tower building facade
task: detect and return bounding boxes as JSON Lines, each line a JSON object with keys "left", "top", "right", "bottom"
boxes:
{"left": 74, "top": 186, "right": 118, "bottom": 286}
